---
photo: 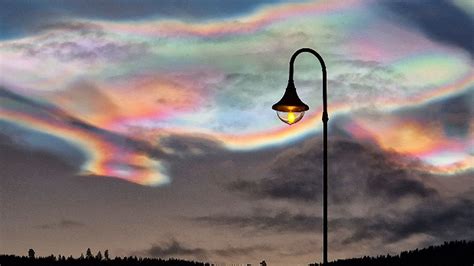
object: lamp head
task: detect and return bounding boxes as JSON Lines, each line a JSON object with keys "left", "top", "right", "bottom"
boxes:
{"left": 272, "top": 80, "right": 309, "bottom": 125}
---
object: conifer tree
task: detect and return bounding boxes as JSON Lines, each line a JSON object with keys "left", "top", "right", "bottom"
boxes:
{"left": 96, "top": 251, "right": 103, "bottom": 260}
{"left": 28, "top": 249, "right": 35, "bottom": 259}
{"left": 86, "top": 248, "right": 93, "bottom": 259}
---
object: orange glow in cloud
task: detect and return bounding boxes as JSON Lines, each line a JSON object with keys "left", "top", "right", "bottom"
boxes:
{"left": 346, "top": 117, "right": 472, "bottom": 174}
{"left": 51, "top": 73, "right": 209, "bottom": 130}
{"left": 372, "top": 122, "right": 443, "bottom": 155}
{"left": 103, "top": 74, "right": 207, "bottom": 128}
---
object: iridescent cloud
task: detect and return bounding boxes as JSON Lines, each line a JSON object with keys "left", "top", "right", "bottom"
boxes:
{"left": 0, "top": 0, "right": 472, "bottom": 185}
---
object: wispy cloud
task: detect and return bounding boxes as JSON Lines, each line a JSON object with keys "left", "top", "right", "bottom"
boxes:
{"left": 194, "top": 209, "right": 320, "bottom": 233}
{"left": 137, "top": 238, "right": 273, "bottom": 260}
{"left": 36, "top": 219, "right": 85, "bottom": 230}
{"left": 193, "top": 196, "right": 474, "bottom": 246}
{"left": 145, "top": 239, "right": 207, "bottom": 259}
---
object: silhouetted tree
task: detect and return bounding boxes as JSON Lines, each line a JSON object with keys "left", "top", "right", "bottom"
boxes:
{"left": 96, "top": 251, "right": 103, "bottom": 260}
{"left": 104, "top": 249, "right": 109, "bottom": 260}
{"left": 260, "top": 260, "right": 267, "bottom": 266}
{"left": 86, "top": 248, "right": 93, "bottom": 259}
{"left": 28, "top": 248, "right": 35, "bottom": 259}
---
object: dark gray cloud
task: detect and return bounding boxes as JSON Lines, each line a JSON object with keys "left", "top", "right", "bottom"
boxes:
{"left": 382, "top": 0, "right": 474, "bottom": 57}
{"left": 36, "top": 219, "right": 85, "bottom": 230}
{"left": 194, "top": 209, "right": 320, "bottom": 233}
{"left": 204, "top": 135, "right": 473, "bottom": 247}
{"left": 157, "top": 134, "right": 225, "bottom": 158}
{"left": 228, "top": 138, "right": 437, "bottom": 204}
{"left": 141, "top": 238, "right": 272, "bottom": 259}
{"left": 194, "top": 196, "right": 474, "bottom": 246}
{"left": 145, "top": 239, "right": 207, "bottom": 259}
{"left": 341, "top": 197, "right": 474, "bottom": 245}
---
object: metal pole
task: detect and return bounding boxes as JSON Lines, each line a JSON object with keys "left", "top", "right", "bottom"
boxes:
{"left": 288, "top": 48, "right": 328, "bottom": 265}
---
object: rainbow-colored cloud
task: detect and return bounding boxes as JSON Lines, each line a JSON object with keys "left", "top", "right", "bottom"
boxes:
{"left": 1, "top": 0, "right": 472, "bottom": 185}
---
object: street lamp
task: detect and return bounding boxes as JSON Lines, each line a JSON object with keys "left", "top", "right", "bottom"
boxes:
{"left": 272, "top": 48, "right": 329, "bottom": 265}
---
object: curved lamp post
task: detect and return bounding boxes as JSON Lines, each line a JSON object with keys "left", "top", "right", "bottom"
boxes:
{"left": 272, "top": 48, "right": 328, "bottom": 265}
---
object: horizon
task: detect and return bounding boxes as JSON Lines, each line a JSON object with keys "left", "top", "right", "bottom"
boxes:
{"left": 2, "top": 240, "right": 474, "bottom": 265}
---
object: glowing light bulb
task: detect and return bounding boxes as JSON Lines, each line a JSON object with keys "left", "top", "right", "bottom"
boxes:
{"left": 276, "top": 110, "right": 305, "bottom": 125}
{"left": 288, "top": 111, "right": 296, "bottom": 124}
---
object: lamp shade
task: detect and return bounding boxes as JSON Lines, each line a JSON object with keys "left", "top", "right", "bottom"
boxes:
{"left": 272, "top": 81, "right": 309, "bottom": 112}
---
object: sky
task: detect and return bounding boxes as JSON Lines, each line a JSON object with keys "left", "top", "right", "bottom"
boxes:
{"left": 0, "top": 0, "right": 473, "bottom": 265}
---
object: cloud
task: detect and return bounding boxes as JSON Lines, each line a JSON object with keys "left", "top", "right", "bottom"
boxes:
{"left": 194, "top": 209, "right": 320, "bottom": 233}
{"left": 327, "top": 62, "right": 408, "bottom": 107}
{"left": 228, "top": 138, "right": 437, "bottom": 204}
{"left": 1, "top": 86, "right": 172, "bottom": 184}
{"left": 0, "top": 0, "right": 293, "bottom": 40}
{"left": 156, "top": 133, "right": 225, "bottom": 157}
{"left": 36, "top": 21, "right": 104, "bottom": 36}
{"left": 0, "top": 87, "right": 168, "bottom": 160}
{"left": 16, "top": 33, "right": 149, "bottom": 63}
{"left": 36, "top": 219, "right": 85, "bottom": 230}
{"left": 0, "top": 87, "right": 61, "bottom": 115}
{"left": 202, "top": 136, "right": 472, "bottom": 247}
{"left": 53, "top": 80, "right": 120, "bottom": 123}
{"left": 340, "top": 197, "right": 474, "bottom": 245}
{"left": 145, "top": 239, "right": 207, "bottom": 259}
{"left": 193, "top": 196, "right": 474, "bottom": 247}
{"left": 383, "top": 0, "right": 474, "bottom": 57}
{"left": 214, "top": 244, "right": 273, "bottom": 258}
{"left": 140, "top": 238, "right": 273, "bottom": 259}
{"left": 2, "top": 19, "right": 149, "bottom": 64}
{"left": 0, "top": 120, "right": 88, "bottom": 169}
{"left": 405, "top": 89, "right": 473, "bottom": 138}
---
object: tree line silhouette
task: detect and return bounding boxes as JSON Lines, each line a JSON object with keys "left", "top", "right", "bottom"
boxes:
{"left": 0, "top": 247, "right": 210, "bottom": 266}
{"left": 310, "top": 240, "right": 474, "bottom": 266}
{"left": 1, "top": 240, "right": 473, "bottom": 265}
